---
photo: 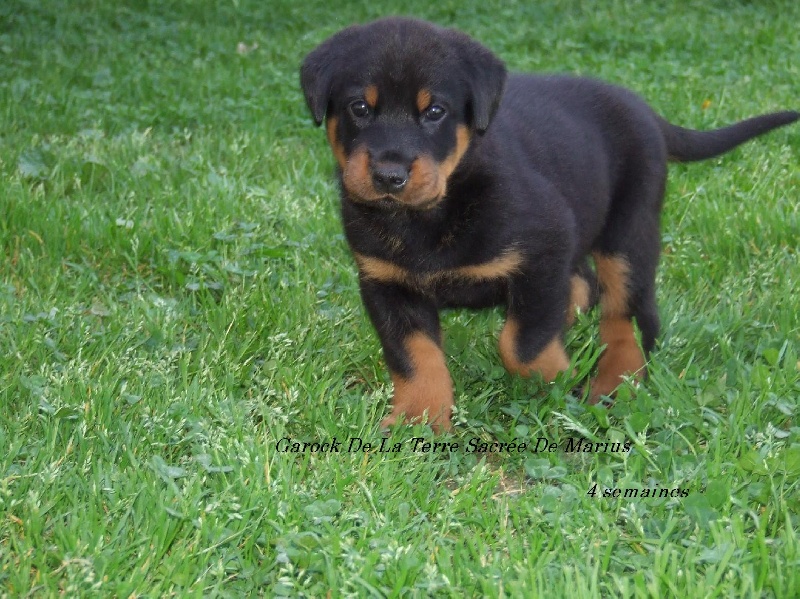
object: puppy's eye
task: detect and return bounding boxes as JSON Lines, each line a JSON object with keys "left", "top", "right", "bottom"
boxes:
{"left": 422, "top": 104, "right": 446, "bottom": 122}
{"left": 349, "top": 100, "right": 370, "bottom": 118}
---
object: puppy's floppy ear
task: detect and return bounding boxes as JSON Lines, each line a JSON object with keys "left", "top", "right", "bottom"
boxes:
{"left": 447, "top": 30, "right": 507, "bottom": 134}
{"left": 300, "top": 26, "right": 361, "bottom": 126}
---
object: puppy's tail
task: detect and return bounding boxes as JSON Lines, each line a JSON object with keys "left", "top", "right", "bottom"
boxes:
{"left": 662, "top": 110, "right": 799, "bottom": 162}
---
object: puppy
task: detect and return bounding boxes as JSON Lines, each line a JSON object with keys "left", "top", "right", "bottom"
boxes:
{"left": 300, "top": 17, "right": 798, "bottom": 431}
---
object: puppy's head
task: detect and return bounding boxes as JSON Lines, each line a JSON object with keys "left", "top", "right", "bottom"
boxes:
{"left": 300, "top": 18, "right": 506, "bottom": 209}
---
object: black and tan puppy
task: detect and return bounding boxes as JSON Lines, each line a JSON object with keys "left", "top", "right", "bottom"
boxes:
{"left": 300, "top": 17, "right": 798, "bottom": 431}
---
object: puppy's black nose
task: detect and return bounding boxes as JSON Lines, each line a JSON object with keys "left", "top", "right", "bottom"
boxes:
{"left": 371, "top": 162, "right": 409, "bottom": 194}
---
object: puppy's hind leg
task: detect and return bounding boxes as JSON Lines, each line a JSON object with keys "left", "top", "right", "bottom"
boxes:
{"left": 589, "top": 162, "right": 666, "bottom": 402}
{"left": 566, "top": 259, "right": 599, "bottom": 328}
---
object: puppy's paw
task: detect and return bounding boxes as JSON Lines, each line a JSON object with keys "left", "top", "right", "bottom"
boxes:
{"left": 381, "top": 397, "right": 454, "bottom": 433}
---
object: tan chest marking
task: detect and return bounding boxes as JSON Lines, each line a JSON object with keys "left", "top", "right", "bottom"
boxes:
{"left": 354, "top": 249, "right": 523, "bottom": 287}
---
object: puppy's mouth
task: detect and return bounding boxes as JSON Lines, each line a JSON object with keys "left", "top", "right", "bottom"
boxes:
{"left": 357, "top": 192, "right": 443, "bottom": 210}
{"left": 341, "top": 149, "right": 448, "bottom": 210}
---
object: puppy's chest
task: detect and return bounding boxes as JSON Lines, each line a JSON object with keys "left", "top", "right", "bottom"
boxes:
{"left": 355, "top": 247, "right": 519, "bottom": 278}
{"left": 352, "top": 235, "right": 524, "bottom": 297}
{"left": 343, "top": 201, "right": 523, "bottom": 294}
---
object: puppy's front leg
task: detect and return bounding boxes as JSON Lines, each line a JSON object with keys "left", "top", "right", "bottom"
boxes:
{"left": 498, "top": 272, "right": 572, "bottom": 384}
{"left": 359, "top": 279, "right": 453, "bottom": 432}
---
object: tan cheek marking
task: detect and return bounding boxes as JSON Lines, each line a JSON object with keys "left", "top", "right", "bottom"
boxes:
{"left": 365, "top": 85, "right": 378, "bottom": 108}
{"left": 566, "top": 274, "right": 591, "bottom": 327}
{"left": 416, "top": 89, "right": 432, "bottom": 112}
{"left": 404, "top": 125, "right": 471, "bottom": 206}
{"left": 342, "top": 147, "right": 382, "bottom": 201}
{"left": 590, "top": 318, "right": 646, "bottom": 402}
{"left": 405, "top": 156, "right": 439, "bottom": 207}
{"left": 593, "top": 253, "right": 631, "bottom": 318}
{"left": 437, "top": 125, "right": 471, "bottom": 196}
{"left": 382, "top": 333, "right": 453, "bottom": 432}
{"left": 325, "top": 117, "right": 347, "bottom": 169}
{"left": 498, "top": 318, "right": 570, "bottom": 382}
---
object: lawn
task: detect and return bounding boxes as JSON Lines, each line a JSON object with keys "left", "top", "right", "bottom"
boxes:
{"left": 1, "top": 0, "right": 798, "bottom": 596}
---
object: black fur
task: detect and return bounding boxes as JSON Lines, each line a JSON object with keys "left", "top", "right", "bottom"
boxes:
{"left": 301, "top": 17, "right": 798, "bottom": 430}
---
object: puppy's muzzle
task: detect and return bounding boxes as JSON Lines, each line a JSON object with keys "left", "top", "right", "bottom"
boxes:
{"left": 371, "top": 161, "right": 410, "bottom": 194}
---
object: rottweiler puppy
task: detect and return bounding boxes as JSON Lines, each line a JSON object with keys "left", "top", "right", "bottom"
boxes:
{"left": 300, "top": 17, "right": 798, "bottom": 431}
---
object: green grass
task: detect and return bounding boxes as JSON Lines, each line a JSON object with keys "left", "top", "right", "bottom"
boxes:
{"left": 1, "top": 0, "right": 798, "bottom": 596}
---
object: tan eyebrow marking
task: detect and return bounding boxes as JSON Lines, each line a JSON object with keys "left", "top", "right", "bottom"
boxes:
{"left": 416, "top": 89, "right": 432, "bottom": 112}
{"left": 365, "top": 85, "right": 379, "bottom": 108}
